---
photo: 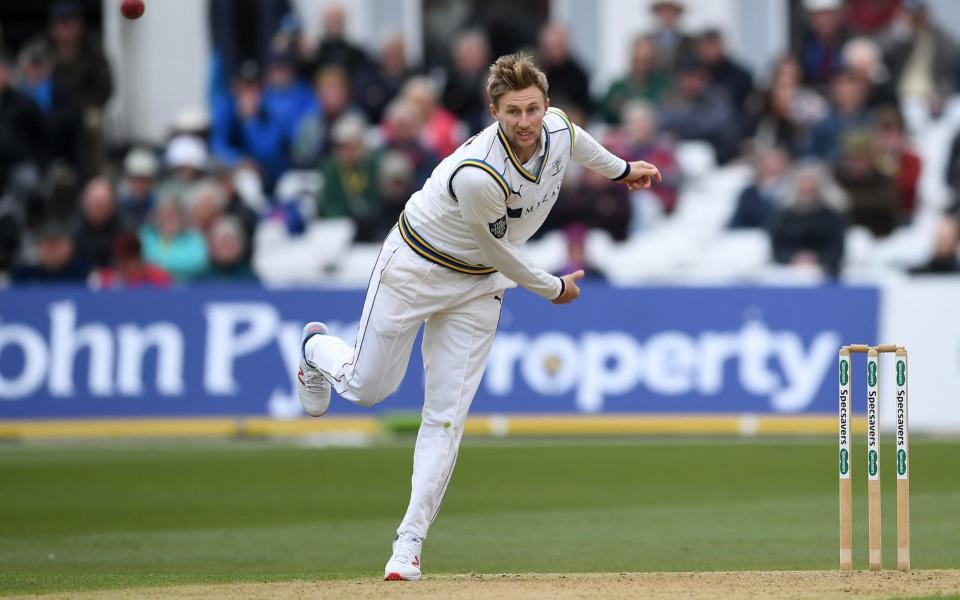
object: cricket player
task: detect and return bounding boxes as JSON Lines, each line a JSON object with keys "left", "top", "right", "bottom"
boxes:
{"left": 296, "top": 53, "right": 660, "bottom": 581}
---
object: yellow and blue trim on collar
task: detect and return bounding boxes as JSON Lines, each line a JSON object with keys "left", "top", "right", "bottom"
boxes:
{"left": 547, "top": 107, "right": 575, "bottom": 155}
{"left": 398, "top": 211, "right": 497, "bottom": 275}
{"left": 497, "top": 122, "right": 551, "bottom": 184}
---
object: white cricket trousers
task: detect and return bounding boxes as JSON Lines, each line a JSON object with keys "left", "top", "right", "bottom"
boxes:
{"left": 305, "top": 227, "right": 507, "bottom": 539}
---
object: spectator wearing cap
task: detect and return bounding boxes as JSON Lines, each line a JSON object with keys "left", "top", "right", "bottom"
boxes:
{"left": 118, "top": 147, "right": 159, "bottom": 231}
{"left": 879, "top": 0, "right": 957, "bottom": 114}
{"left": 355, "top": 32, "right": 419, "bottom": 124}
{"left": 648, "top": 0, "right": 696, "bottom": 72}
{"left": 796, "top": 0, "right": 849, "bottom": 89}
{"left": 442, "top": 31, "right": 491, "bottom": 133}
{"left": 159, "top": 135, "right": 208, "bottom": 203}
{"left": 11, "top": 223, "right": 89, "bottom": 284}
{"left": 204, "top": 216, "right": 256, "bottom": 280}
{"left": 402, "top": 77, "right": 464, "bottom": 159}
{"left": 769, "top": 160, "right": 848, "bottom": 275}
{"left": 696, "top": 29, "right": 753, "bottom": 119}
{"left": 318, "top": 114, "right": 381, "bottom": 240}
{"left": 807, "top": 69, "right": 872, "bottom": 161}
{"left": 26, "top": 0, "right": 112, "bottom": 178}
{"left": 72, "top": 176, "right": 120, "bottom": 269}
{"left": 139, "top": 195, "right": 209, "bottom": 282}
{"left": 0, "top": 52, "right": 48, "bottom": 192}
{"left": 90, "top": 232, "right": 172, "bottom": 289}
{"left": 211, "top": 61, "right": 287, "bottom": 191}
{"left": 658, "top": 56, "right": 740, "bottom": 163}
{"left": 291, "top": 64, "right": 362, "bottom": 167}
{"left": 538, "top": 23, "right": 592, "bottom": 117}
{"left": 377, "top": 99, "right": 439, "bottom": 189}
{"left": 601, "top": 35, "right": 670, "bottom": 125}
{"left": 262, "top": 50, "right": 314, "bottom": 142}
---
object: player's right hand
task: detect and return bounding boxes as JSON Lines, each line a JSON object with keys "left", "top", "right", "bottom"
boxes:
{"left": 552, "top": 269, "right": 585, "bottom": 304}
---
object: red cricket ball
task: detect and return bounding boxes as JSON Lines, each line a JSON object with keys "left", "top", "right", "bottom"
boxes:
{"left": 121, "top": 0, "right": 145, "bottom": 19}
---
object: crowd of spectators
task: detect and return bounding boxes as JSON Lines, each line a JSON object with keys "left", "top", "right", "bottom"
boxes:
{"left": 3, "top": 0, "right": 960, "bottom": 288}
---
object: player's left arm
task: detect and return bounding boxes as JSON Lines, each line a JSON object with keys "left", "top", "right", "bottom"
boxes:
{"left": 569, "top": 122, "right": 661, "bottom": 191}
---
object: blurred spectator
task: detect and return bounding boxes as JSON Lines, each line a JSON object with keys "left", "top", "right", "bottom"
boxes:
{"left": 846, "top": 0, "right": 902, "bottom": 35}
{"left": 291, "top": 64, "right": 361, "bottom": 167}
{"left": 872, "top": 107, "right": 921, "bottom": 222}
{"left": 834, "top": 130, "right": 899, "bottom": 237}
{"left": 601, "top": 35, "right": 669, "bottom": 125}
{"left": 403, "top": 76, "right": 465, "bottom": 158}
{"left": 139, "top": 196, "right": 209, "bottom": 282}
{"left": 356, "top": 33, "right": 418, "bottom": 124}
{"left": 697, "top": 29, "right": 753, "bottom": 117}
{"left": 729, "top": 145, "right": 790, "bottom": 229}
{"left": 311, "top": 4, "right": 372, "bottom": 79}
{"left": 842, "top": 37, "right": 897, "bottom": 109}
{"left": 205, "top": 216, "right": 256, "bottom": 280}
{"left": 11, "top": 222, "right": 88, "bottom": 284}
{"left": 442, "top": 31, "right": 491, "bottom": 132}
{"left": 538, "top": 23, "right": 591, "bottom": 117}
{"left": 769, "top": 161, "right": 847, "bottom": 275}
{"left": 211, "top": 61, "right": 287, "bottom": 190}
{"left": 90, "top": 232, "right": 172, "bottom": 289}
{"left": 318, "top": 114, "right": 381, "bottom": 240}
{"left": 270, "top": 13, "right": 313, "bottom": 81}
{"left": 797, "top": 0, "right": 848, "bottom": 88}
{"left": 647, "top": 1, "right": 695, "bottom": 72}
{"left": 118, "top": 147, "right": 159, "bottom": 232}
{"left": 187, "top": 180, "right": 226, "bottom": 236}
{"left": 550, "top": 167, "right": 632, "bottom": 241}
{"left": 607, "top": 101, "right": 680, "bottom": 213}
{"left": 911, "top": 212, "right": 959, "bottom": 273}
{"left": 72, "top": 176, "right": 120, "bottom": 269}
{"left": 211, "top": 162, "right": 260, "bottom": 259}
{"left": 375, "top": 150, "right": 416, "bottom": 238}
{"left": 378, "top": 99, "right": 439, "bottom": 188}
{"left": 16, "top": 41, "right": 81, "bottom": 171}
{"left": 808, "top": 70, "right": 871, "bottom": 160}
{"left": 262, "top": 50, "right": 314, "bottom": 142}
{"left": 747, "top": 55, "right": 827, "bottom": 156}
{"left": 879, "top": 0, "right": 957, "bottom": 115}
{"left": 0, "top": 52, "right": 48, "bottom": 192}
{"left": 27, "top": 0, "right": 112, "bottom": 178}
{"left": 160, "top": 135, "right": 208, "bottom": 201}
{"left": 659, "top": 57, "right": 740, "bottom": 163}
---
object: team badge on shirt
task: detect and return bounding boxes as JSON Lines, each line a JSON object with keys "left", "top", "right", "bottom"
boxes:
{"left": 488, "top": 216, "right": 507, "bottom": 238}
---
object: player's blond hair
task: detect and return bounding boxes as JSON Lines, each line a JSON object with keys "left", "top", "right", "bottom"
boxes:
{"left": 486, "top": 53, "right": 549, "bottom": 108}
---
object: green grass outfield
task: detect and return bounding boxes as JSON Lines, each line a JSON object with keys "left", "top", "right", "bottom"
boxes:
{"left": 1, "top": 437, "right": 958, "bottom": 595}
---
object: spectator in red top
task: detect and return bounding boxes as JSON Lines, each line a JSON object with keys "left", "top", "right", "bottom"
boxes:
{"left": 91, "top": 232, "right": 172, "bottom": 289}
{"left": 402, "top": 76, "right": 465, "bottom": 159}
{"left": 607, "top": 100, "right": 680, "bottom": 214}
{"left": 846, "top": 0, "right": 902, "bottom": 35}
{"left": 873, "top": 107, "right": 921, "bottom": 223}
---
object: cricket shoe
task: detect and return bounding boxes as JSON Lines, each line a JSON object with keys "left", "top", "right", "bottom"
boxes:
{"left": 384, "top": 532, "right": 422, "bottom": 581}
{"left": 297, "top": 322, "right": 331, "bottom": 417}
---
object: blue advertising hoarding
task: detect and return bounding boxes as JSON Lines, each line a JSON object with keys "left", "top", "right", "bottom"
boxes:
{"left": 0, "top": 284, "right": 878, "bottom": 419}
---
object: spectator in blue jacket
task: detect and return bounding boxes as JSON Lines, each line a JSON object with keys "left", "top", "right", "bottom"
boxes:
{"left": 211, "top": 60, "right": 287, "bottom": 191}
{"left": 261, "top": 50, "right": 314, "bottom": 142}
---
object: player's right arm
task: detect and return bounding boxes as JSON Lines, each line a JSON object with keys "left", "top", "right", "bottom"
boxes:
{"left": 453, "top": 168, "right": 571, "bottom": 302}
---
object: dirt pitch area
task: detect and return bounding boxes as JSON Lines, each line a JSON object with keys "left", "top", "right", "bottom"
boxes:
{"left": 14, "top": 570, "right": 960, "bottom": 599}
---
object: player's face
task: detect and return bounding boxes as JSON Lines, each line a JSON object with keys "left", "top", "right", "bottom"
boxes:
{"left": 492, "top": 86, "right": 548, "bottom": 158}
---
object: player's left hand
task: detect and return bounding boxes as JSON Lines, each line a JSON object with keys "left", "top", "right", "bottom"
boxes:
{"left": 620, "top": 160, "right": 661, "bottom": 191}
